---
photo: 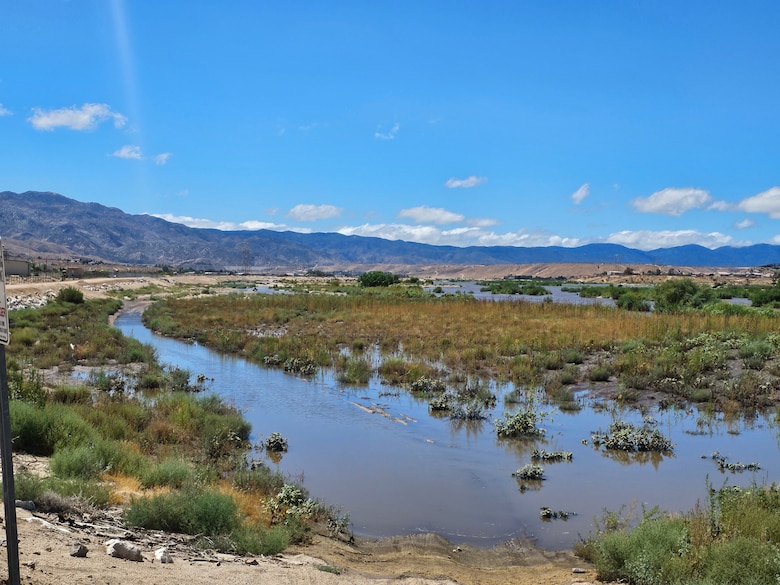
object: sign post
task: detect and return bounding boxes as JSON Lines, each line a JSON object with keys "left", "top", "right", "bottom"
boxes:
{"left": 0, "top": 240, "right": 20, "bottom": 585}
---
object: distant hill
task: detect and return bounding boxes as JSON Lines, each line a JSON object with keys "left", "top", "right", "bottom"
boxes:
{"left": 2, "top": 190, "right": 780, "bottom": 270}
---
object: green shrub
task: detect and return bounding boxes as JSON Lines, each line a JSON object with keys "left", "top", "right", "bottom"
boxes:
{"left": 209, "top": 524, "right": 290, "bottom": 556}
{"left": 10, "top": 401, "right": 98, "bottom": 456}
{"left": 265, "top": 432, "right": 288, "bottom": 452}
{"left": 232, "top": 461, "right": 285, "bottom": 494}
{"left": 50, "top": 384, "right": 92, "bottom": 405}
{"left": 125, "top": 488, "right": 240, "bottom": 536}
{"left": 336, "top": 356, "right": 372, "bottom": 385}
{"left": 495, "top": 408, "right": 546, "bottom": 438}
{"left": 12, "top": 471, "right": 111, "bottom": 510}
{"left": 140, "top": 459, "right": 194, "bottom": 488}
{"left": 593, "top": 515, "right": 688, "bottom": 585}
{"left": 701, "top": 537, "right": 780, "bottom": 584}
{"left": 358, "top": 271, "right": 399, "bottom": 287}
{"left": 8, "top": 368, "right": 47, "bottom": 407}
{"left": 55, "top": 286, "right": 84, "bottom": 304}
{"left": 51, "top": 438, "right": 148, "bottom": 480}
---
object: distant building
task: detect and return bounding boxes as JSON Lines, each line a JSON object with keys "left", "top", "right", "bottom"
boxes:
{"left": 3, "top": 255, "right": 31, "bottom": 277}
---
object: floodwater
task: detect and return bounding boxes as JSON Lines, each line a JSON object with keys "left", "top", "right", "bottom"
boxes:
{"left": 114, "top": 293, "right": 778, "bottom": 551}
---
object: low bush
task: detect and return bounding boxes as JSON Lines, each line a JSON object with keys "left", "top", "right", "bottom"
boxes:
{"left": 495, "top": 408, "right": 546, "bottom": 438}
{"left": 232, "top": 461, "right": 285, "bottom": 494}
{"left": 140, "top": 459, "right": 194, "bottom": 488}
{"left": 125, "top": 487, "right": 240, "bottom": 536}
{"left": 591, "top": 421, "right": 674, "bottom": 453}
{"left": 580, "top": 484, "right": 780, "bottom": 585}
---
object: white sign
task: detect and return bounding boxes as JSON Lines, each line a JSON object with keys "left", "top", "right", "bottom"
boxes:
{"left": 0, "top": 240, "right": 8, "bottom": 345}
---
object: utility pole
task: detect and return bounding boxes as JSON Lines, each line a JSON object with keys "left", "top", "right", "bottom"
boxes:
{"left": 0, "top": 240, "right": 21, "bottom": 585}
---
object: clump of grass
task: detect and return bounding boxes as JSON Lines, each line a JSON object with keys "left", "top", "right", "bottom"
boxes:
{"left": 495, "top": 408, "right": 547, "bottom": 438}
{"left": 232, "top": 461, "right": 285, "bottom": 494}
{"left": 591, "top": 420, "right": 674, "bottom": 453}
{"left": 265, "top": 432, "right": 288, "bottom": 452}
{"left": 139, "top": 459, "right": 195, "bottom": 488}
{"left": 588, "top": 363, "right": 613, "bottom": 382}
{"left": 409, "top": 376, "right": 446, "bottom": 394}
{"left": 50, "top": 384, "right": 92, "bottom": 405}
{"left": 335, "top": 355, "right": 372, "bottom": 385}
{"left": 532, "top": 449, "right": 573, "bottom": 462}
{"left": 512, "top": 464, "right": 544, "bottom": 480}
{"left": 125, "top": 487, "right": 240, "bottom": 536}
{"left": 13, "top": 471, "right": 111, "bottom": 511}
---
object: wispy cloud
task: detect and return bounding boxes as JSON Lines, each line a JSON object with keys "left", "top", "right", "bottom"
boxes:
{"left": 0, "top": 104, "right": 11, "bottom": 116}
{"left": 632, "top": 187, "right": 715, "bottom": 216}
{"left": 374, "top": 122, "right": 400, "bottom": 140}
{"left": 606, "top": 229, "right": 734, "bottom": 250}
{"left": 571, "top": 183, "right": 590, "bottom": 204}
{"left": 737, "top": 187, "right": 780, "bottom": 218}
{"left": 734, "top": 218, "right": 755, "bottom": 230}
{"left": 286, "top": 204, "right": 342, "bottom": 221}
{"left": 467, "top": 217, "right": 499, "bottom": 228}
{"left": 397, "top": 206, "right": 464, "bottom": 225}
{"left": 445, "top": 176, "right": 487, "bottom": 189}
{"left": 150, "top": 213, "right": 309, "bottom": 233}
{"left": 28, "top": 103, "right": 127, "bottom": 131}
{"left": 155, "top": 152, "right": 172, "bottom": 165}
{"left": 112, "top": 145, "right": 142, "bottom": 160}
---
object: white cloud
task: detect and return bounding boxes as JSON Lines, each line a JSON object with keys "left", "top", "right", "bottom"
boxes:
{"left": 374, "top": 122, "right": 400, "bottom": 140}
{"left": 337, "top": 222, "right": 583, "bottom": 248}
{"left": 734, "top": 218, "right": 755, "bottom": 230}
{"left": 398, "top": 206, "right": 465, "bottom": 225}
{"left": 632, "top": 187, "right": 713, "bottom": 216}
{"left": 737, "top": 187, "right": 780, "bottom": 218}
{"left": 286, "top": 204, "right": 342, "bottom": 221}
{"left": 445, "top": 176, "right": 487, "bottom": 189}
{"left": 112, "top": 145, "right": 142, "bottom": 159}
{"left": 467, "top": 217, "right": 499, "bottom": 228}
{"left": 606, "top": 229, "right": 733, "bottom": 250}
{"left": 28, "top": 103, "right": 127, "bottom": 131}
{"left": 149, "top": 213, "right": 310, "bottom": 233}
{"left": 0, "top": 104, "right": 11, "bottom": 116}
{"left": 571, "top": 183, "right": 590, "bottom": 204}
{"left": 155, "top": 152, "right": 172, "bottom": 165}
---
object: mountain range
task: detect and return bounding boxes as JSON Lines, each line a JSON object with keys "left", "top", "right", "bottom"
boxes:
{"left": 2, "top": 190, "right": 780, "bottom": 271}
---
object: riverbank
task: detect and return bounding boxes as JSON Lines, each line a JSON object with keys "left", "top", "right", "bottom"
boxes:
{"left": 3, "top": 275, "right": 600, "bottom": 584}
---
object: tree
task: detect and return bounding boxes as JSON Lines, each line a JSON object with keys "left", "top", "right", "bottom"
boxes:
{"left": 653, "top": 279, "right": 714, "bottom": 312}
{"left": 358, "top": 271, "right": 399, "bottom": 287}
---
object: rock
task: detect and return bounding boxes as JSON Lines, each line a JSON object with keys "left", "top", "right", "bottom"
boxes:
{"left": 15, "top": 500, "right": 35, "bottom": 511}
{"left": 70, "top": 544, "right": 89, "bottom": 558}
{"left": 154, "top": 548, "right": 173, "bottom": 564}
{"left": 105, "top": 539, "right": 144, "bottom": 562}
{"left": 572, "top": 566, "right": 589, "bottom": 573}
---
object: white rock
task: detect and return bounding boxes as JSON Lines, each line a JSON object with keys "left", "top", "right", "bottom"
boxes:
{"left": 155, "top": 548, "right": 173, "bottom": 564}
{"left": 105, "top": 539, "right": 144, "bottom": 562}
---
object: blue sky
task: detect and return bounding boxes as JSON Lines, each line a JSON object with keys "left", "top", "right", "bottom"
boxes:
{"left": 2, "top": 1, "right": 779, "bottom": 251}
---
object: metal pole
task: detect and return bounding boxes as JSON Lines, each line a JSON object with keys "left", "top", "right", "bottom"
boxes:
{"left": 0, "top": 346, "right": 20, "bottom": 585}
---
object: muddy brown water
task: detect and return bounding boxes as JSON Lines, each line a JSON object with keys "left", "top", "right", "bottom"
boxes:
{"left": 114, "top": 298, "right": 779, "bottom": 551}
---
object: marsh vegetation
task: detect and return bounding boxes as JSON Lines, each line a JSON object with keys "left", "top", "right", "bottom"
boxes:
{"left": 135, "top": 276, "right": 780, "bottom": 581}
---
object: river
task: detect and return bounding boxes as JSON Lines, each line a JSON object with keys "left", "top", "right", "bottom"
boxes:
{"left": 114, "top": 303, "right": 779, "bottom": 551}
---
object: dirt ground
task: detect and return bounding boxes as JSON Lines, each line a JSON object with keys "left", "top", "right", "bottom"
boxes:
{"left": 0, "top": 503, "right": 594, "bottom": 585}
{"left": 0, "top": 270, "right": 626, "bottom": 584}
